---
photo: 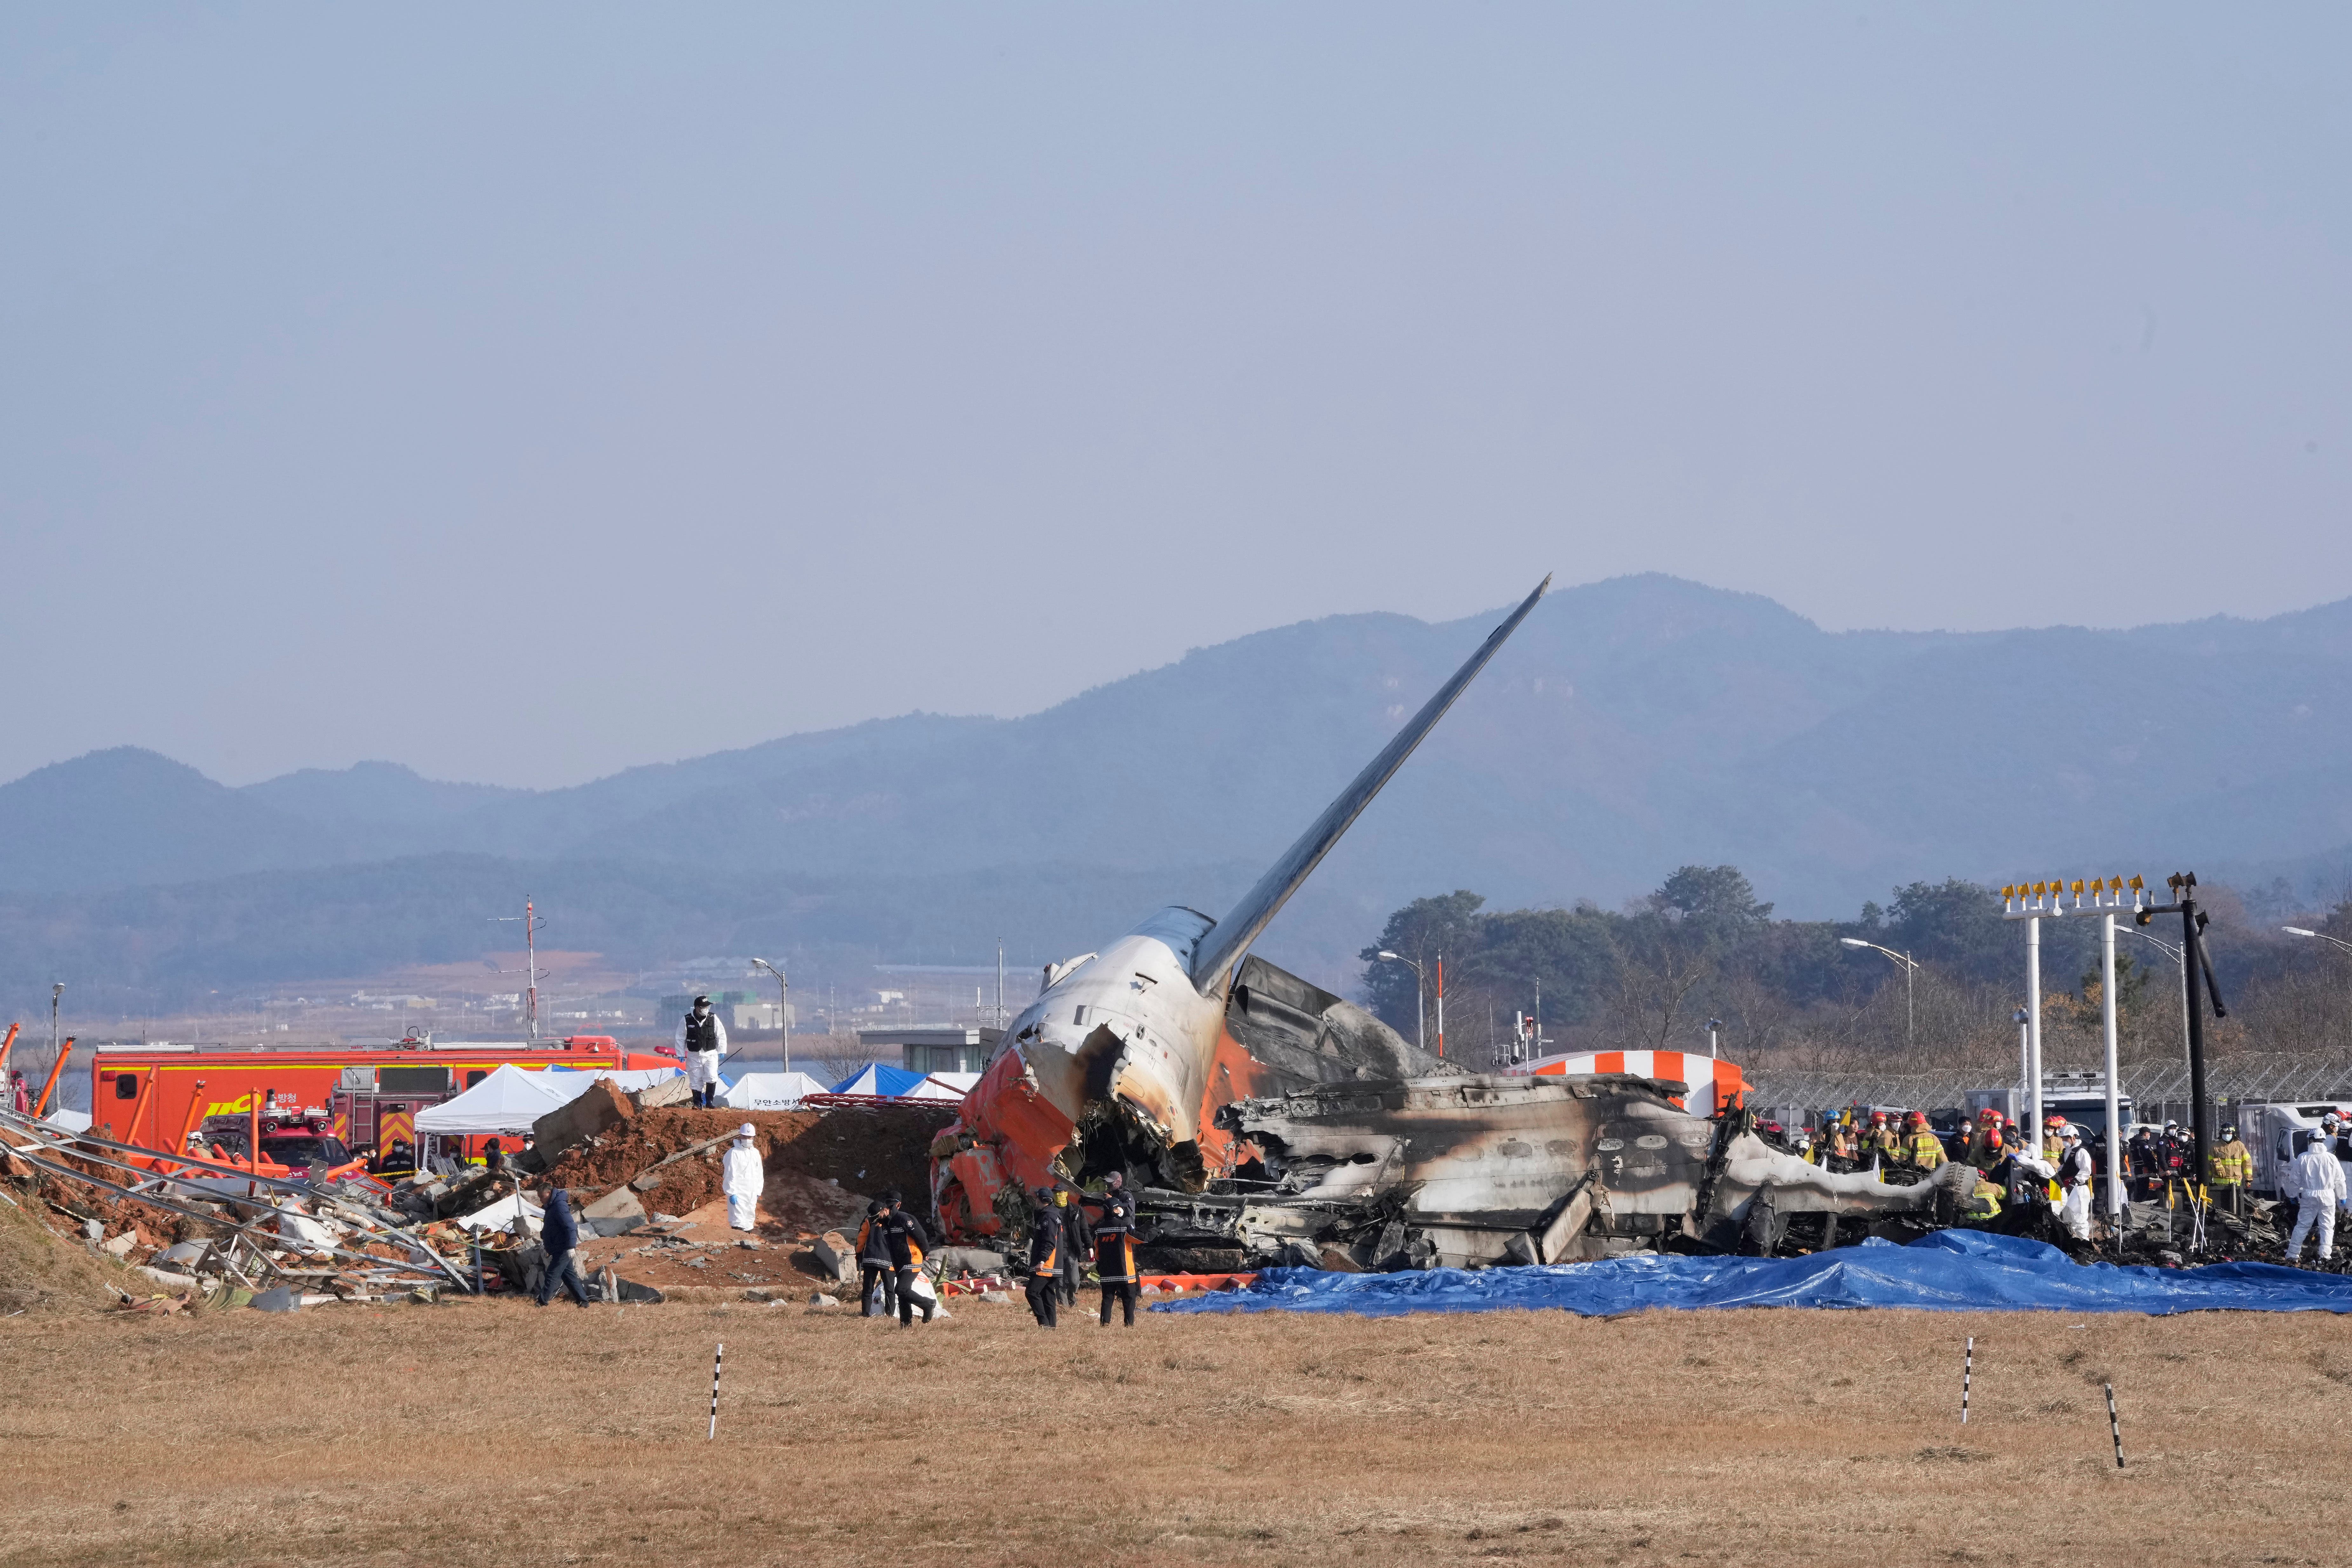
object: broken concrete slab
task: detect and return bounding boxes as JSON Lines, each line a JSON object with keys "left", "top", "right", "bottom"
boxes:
{"left": 100, "top": 1231, "right": 137, "bottom": 1257}
{"left": 532, "top": 1076, "right": 635, "bottom": 1163}
{"left": 633, "top": 1075, "right": 693, "bottom": 1111}
{"left": 810, "top": 1230, "right": 854, "bottom": 1282}
{"left": 580, "top": 1186, "right": 645, "bottom": 1222}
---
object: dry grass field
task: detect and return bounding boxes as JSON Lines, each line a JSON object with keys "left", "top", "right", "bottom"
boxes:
{"left": 3, "top": 1289, "right": 2347, "bottom": 1568}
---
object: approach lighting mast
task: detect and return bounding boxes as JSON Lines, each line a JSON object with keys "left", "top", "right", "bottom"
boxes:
{"left": 2001, "top": 876, "right": 2146, "bottom": 1220}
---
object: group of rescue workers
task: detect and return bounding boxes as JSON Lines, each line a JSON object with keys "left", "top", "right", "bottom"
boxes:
{"left": 1015, "top": 1170, "right": 1141, "bottom": 1329}
{"left": 1785, "top": 1103, "right": 2347, "bottom": 1266}
{"left": 841, "top": 1169, "right": 1145, "bottom": 1329}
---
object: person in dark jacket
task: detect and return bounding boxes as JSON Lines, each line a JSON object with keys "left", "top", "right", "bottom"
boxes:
{"left": 1023, "top": 1187, "right": 1062, "bottom": 1328}
{"left": 878, "top": 1190, "right": 934, "bottom": 1326}
{"left": 1054, "top": 1186, "right": 1091, "bottom": 1306}
{"left": 535, "top": 1188, "right": 592, "bottom": 1307}
{"left": 854, "top": 1200, "right": 896, "bottom": 1318}
{"left": 1094, "top": 1170, "right": 1139, "bottom": 1328}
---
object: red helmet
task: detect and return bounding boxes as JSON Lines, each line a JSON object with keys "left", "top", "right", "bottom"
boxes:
{"left": 2045, "top": 1114, "right": 2067, "bottom": 1128}
{"left": 1870, "top": 1111, "right": 1890, "bottom": 1124}
{"left": 1907, "top": 1111, "right": 1930, "bottom": 1129}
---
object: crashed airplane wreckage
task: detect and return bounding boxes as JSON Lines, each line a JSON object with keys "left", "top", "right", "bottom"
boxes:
{"left": 932, "top": 575, "right": 1975, "bottom": 1270}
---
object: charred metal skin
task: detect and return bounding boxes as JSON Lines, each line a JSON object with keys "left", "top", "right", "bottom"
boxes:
{"left": 932, "top": 577, "right": 1551, "bottom": 1240}
{"left": 1212, "top": 1073, "right": 1979, "bottom": 1268}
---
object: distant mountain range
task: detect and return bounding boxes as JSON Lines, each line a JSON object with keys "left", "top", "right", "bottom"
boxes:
{"left": 7, "top": 574, "right": 2351, "bottom": 1008}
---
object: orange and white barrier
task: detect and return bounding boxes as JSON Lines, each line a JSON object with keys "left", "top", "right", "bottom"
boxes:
{"left": 1507, "top": 1050, "right": 1747, "bottom": 1113}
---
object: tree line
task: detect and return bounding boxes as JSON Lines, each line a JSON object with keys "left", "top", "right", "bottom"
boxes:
{"left": 1358, "top": 867, "right": 2352, "bottom": 1078}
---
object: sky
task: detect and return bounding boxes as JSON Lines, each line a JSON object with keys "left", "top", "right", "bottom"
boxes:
{"left": 4, "top": 5, "right": 2347, "bottom": 790}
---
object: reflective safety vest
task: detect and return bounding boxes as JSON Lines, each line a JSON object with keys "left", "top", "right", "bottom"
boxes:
{"left": 2210, "top": 1140, "right": 2253, "bottom": 1185}
{"left": 1905, "top": 1131, "right": 1946, "bottom": 1170}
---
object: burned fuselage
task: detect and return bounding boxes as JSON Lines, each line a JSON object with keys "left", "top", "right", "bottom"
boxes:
{"left": 1186, "top": 1071, "right": 1981, "bottom": 1268}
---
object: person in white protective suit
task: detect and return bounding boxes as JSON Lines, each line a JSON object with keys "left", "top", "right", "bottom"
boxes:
{"left": 722, "top": 1123, "right": 763, "bottom": 1232}
{"left": 676, "top": 994, "right": 729, "bottom": 1109}
{"left": 2285, "top": 1128, "right": 2347, "bottom": 1268}
{"left": 2053, "top": 1126, "right": 2095, "bottom": 1242}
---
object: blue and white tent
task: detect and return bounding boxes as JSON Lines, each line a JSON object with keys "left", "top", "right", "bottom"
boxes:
{"left": 827, "top": 1063, "right": 929, "bottom": 1098}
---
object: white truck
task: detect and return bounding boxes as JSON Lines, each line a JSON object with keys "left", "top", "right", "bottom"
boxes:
{"left": 2234, "top": 1101, "right": 2352, "bottom": 1197}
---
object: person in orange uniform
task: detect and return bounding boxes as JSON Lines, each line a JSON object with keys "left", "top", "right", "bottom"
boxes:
{"left": 879, "top": 1189, "right": 934, "bottom": 1327}
{"left": 1094, "top": 1170, "right": 1140, "bottom": 1328}
{"left": 1022, "top": 1186, "right": 1062, "bottom": 1328}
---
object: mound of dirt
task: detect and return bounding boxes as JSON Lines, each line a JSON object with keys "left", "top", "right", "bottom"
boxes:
{"left": 0, "top": 1190, "right": 142, "bottom": 1316}
{"left": 536, "top": 1102, "right": 955, "bottom": 1217}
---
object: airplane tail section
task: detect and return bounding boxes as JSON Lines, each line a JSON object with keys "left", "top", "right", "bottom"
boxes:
{"left": 1187, "top": 574, "right": 1551, "bottom": 993}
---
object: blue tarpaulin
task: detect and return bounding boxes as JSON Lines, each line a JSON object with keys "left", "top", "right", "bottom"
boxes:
{"left": 1156, "top": 1231, "right": 2352, "bottom": 1317}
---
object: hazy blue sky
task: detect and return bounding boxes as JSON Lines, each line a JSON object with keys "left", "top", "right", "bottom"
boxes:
{"left": 5, "top": 6, "right": 2346, "bottom": 789}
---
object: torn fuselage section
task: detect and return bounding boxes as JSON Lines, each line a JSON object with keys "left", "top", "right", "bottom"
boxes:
{"left": 1142, "top": 1071, "right": 1977, "bottom": 1270}
{"left": 931, "top": 911, "right": 1450, "bottom": 1242}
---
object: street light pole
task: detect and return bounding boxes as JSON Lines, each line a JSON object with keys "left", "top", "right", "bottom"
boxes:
{"left": 51, "top": 983, "right": 64, "bottom": 1061}
{"left": 751, "top": 959, "right": 790, "bottom": 1077}
{"left": 1838, "top": 939, "right": 1920, "bottom": 1051}
{"left": 2120, "top": 925, "right": 2191, "bottom": 1074}
{"left": 2283, "top": 925, "right": 2352, "bottom": 956}
{"left": 1705, "top": 1018, "right": 1721, "bottom": 1060}
{"left": 1375, "top": 951, "right": 1425, "bottom": 1053}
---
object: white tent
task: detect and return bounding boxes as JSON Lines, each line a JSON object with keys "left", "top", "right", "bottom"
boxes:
{"left": 547, "top": 1065, "right": 681, "bottom": 1096}
{"left": 904, "top": 1072, "right": 979, "bottom": 1101}
{"left": 718, "top": 1071, "right": 829, "bottom": 1111}
{"left": 414, "top": 1064, "right": 573, "bottom": 1135}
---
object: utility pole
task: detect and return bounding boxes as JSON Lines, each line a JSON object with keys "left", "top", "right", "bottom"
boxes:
{"left": 2140, "top": 872, "right": 2227, "bottom": 1198}
{"left": 996, "top": 938, "right": 1006, "bottom": 1030}
{"left": 51, "top": 983, "right": 64, "bottom": 1062}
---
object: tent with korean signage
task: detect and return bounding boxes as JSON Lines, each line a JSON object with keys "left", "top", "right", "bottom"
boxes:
{"left": 1508, "top": 1049, "right": 1748, "bottom": 1113}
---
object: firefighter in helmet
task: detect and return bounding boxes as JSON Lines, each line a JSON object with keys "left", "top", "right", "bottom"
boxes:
{"left": 1903, "top": 1111, "right": 1946, "bottom": 1172}
{"left": 2209, "top": 1123, "right": 2254, "bottom": 1217}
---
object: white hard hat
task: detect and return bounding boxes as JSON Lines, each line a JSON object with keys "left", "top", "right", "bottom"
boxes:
{"left": 738, "top": 1123, "right": 756, "bottom": 1139}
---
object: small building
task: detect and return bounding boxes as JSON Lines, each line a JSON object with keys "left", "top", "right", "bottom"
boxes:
{"left": 857, "top": 1026, "right": 1001, "bottom": 1076}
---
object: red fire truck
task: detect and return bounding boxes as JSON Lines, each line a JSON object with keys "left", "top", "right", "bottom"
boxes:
{"left": 89, "top": 1037, "right": 673, "bottom": 1160}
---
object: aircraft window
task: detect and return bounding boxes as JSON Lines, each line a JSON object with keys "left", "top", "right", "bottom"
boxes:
{"left": 1595, "top": 1138, "right": 1625, "bottom": 1152}
{"left": 1073, "top": 1006, "right": 1088, "bottom": 1026}
{"left": 1634, "top": 1135, "right": 1668, "bottom": 1150}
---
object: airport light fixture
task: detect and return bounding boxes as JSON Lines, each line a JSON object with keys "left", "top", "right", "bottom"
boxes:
{"left": 1705, "top": 1017, "right": 1722, "bottom": 1060}
{"left": 1838, "top": 938, "right": 1919, "bottom": 1050}
{"left": 2001, "top": 876, "right": 2147, "bottom": 1220}
{"left": 750, "top": 958, "right": 790, "bottom": 1076}
{"left": 2283, "top": 926, "right": 2352, "bottom": 956}
{"left": 1375, "top": 951, "right": 1428, "bottom": 1054}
